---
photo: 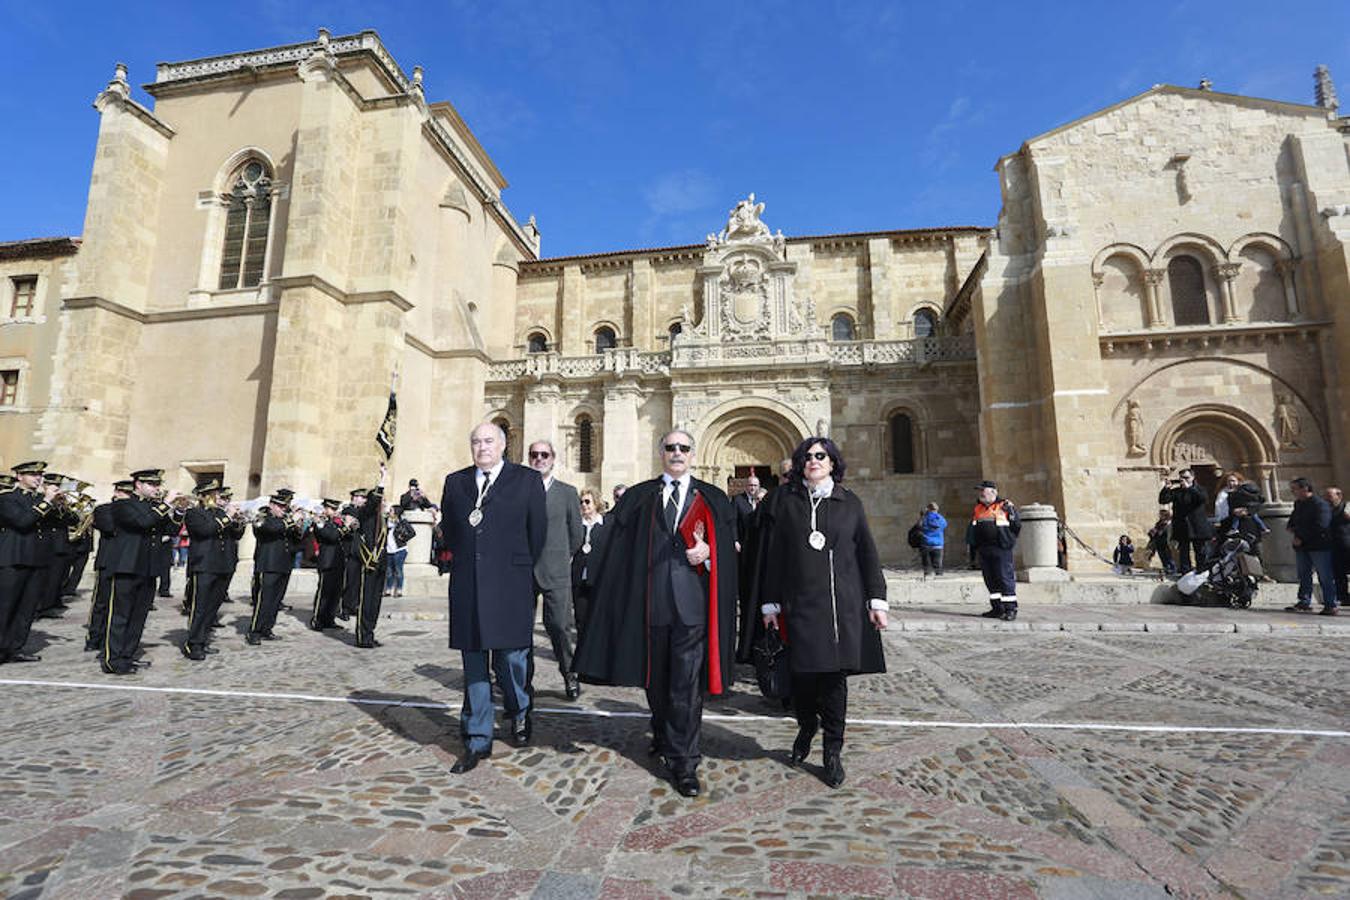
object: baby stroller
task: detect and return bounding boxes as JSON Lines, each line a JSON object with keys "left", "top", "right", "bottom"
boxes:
{"left": 1175, "top": 487, "right": 1266, "bottom": 609}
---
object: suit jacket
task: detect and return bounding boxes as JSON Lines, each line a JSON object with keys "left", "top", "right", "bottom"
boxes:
{"left": 106, "top": 497, "right": 174, "bottom": 576}
{"left": 571, "top": 517, "right": 609, "bottom": 588}
{"left": 0, "top": 488, "right": 57, "bottom": 568}
{"left": 185, "top": 505, "right": 235, "bottom": 574}
{"left": 311, "top": 519, "right": 347, "bottom": 570}
{"left": 534, "top": 478, "right": 584, "bottom": 591}
{"left": 732, "top": 492, "right": 762, "bottom": 546}
{"left": 1159, "top": 483, "right": 1214, "bottom": 540}
{"left": 440, "top": 461, "right": 546, "bottom": 650}
{"left": 253, "top": 512, "right": 300, "bottom": 574}
{"left": 92, "top": 502, "right": 116, "bottom": 571}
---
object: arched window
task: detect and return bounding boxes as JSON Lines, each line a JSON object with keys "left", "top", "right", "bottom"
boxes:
{"left": 889, "top": 412, "right": 915, "bottom": 474}
{"left": 526, "top": 332, "right": 548, "bottom": 353}
{"left": 913, "top": 308, "right": 938, "bottom": 338}
{"left": 1168, "top": 256, "right": 1210, "bottom": 326}
{"left": 831, "top": 312, "right": 856, "bottom": 341}
{"left": 668, "top": 323, "right": 683, "bottom": 344}
{"left": 218, "top": 158, "right": 273, "bottom": 290}
{"left": 594, "top": 326, "right": 617, "bottom": 353}
{"left": 493, "top": 417, "right": 513, "bottom": 462}
{"left": 577, "top": 415, "right": 594, "bottom": 472}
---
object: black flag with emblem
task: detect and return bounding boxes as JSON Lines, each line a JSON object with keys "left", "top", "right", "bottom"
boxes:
{"left": 375, "top": 390, "right": 397, "bottom": 459}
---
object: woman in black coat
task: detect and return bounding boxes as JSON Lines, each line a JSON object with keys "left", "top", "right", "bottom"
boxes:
{"left": 758, "top": 437, "right": 887, "bottom": 788}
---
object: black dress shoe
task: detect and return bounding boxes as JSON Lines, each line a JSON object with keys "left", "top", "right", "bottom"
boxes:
{"left": 1000, "top": 608, "right": 1018, "bottom": 621}
{"left": 245, "top": 633, "right": 262, "bottom": 646}
{"left": 674, "top": 773, "right": 701, "bottom": 797}
{"left": 261, "top": 632, "right": 279, "bottom": 641}
{"left": 789, "top": 727, "right": 815, "bottom": 767}
{"left": 83, "top": 642, "right": 100, "bottom": 653}
{"left": 337, "top": 612, "right": 351, "bottom": 621}
{"left": 564, "top": 673, "right": 581, "bottom": 700}
{"left": 822, "top": 751, "right": 846, "bottom": 788}
{"left": 509, "top": 713, "right": 532, "bottom": 747}
{"left": 450, "top": 748, "right": 491, "bottom": 774}
{"left": 980, "top": 608, "right": 1004, "bottom": 618}
{"left": 355, "top": 638, "right": 382, "bottom": 648}
{"left": 203, "top": 645, "right": 220, "bottom": 654}
{"left": 211, "top": 620, "right": 224, "bottom": 628}
{"left": 6, "top": 652, "right": 40, "bottom": 663}
{"left": 181, "top": 646, "right": 206, "bottom": 661}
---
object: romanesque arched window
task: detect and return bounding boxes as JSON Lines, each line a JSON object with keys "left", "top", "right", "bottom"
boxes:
{"left": 914, "top": 308, "right": 938, "bottom": 338}
{"left": 527, "top": 332, "right": 548, "bottom": 353}
{"left": 218, "top": 158, "right": 273, "bottom": 290}
{"left": 577, "top": 415, "right": 594, "bottom": 472}
{"left": 594, "top": 326, "right": 617, "bottom": 353}
{"left": 831, "top": 312, "right": 855, "bottom": 341}
{"left": 668, "top": 322, "right": 683, "bottom": 343}
{"left": 1168, "top": 256, "right": 1210, "bottom": 326}
{"left": 889, "top": 412, "right": 915, "bottom": 474}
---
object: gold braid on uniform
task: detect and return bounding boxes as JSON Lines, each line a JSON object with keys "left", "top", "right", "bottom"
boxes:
{"left": 359, "top": 514, "right": 387, "bottom": 572}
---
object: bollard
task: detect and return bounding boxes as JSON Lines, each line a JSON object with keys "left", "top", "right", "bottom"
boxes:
{"left": 402, "top": 509, "right": 437, "bottom": 573}
{"left": 1017, "top": 503, "right": 1070, "bottom": 582}
{"left": 1256, "top": 501, "right": 1296, "bottom": 583}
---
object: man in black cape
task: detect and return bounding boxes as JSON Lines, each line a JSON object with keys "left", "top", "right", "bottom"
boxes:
{"left": 573, "top": 429, "right": 738, "bottom": 798}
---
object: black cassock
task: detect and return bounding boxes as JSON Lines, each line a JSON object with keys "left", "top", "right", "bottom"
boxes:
{"left": 572, "top": 477, "right": 738, "bottom": 694}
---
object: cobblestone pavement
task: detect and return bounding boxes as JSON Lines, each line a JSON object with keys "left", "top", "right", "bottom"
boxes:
{"left": 0, "top": 589, "right": 1345, "bottom": 899}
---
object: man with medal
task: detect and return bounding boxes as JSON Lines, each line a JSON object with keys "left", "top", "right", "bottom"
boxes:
{"left": 439, "top": 422, "right": 547, "bottom": 774}
{"left": 573, "top": 429, "right": 738, "bottom": 798}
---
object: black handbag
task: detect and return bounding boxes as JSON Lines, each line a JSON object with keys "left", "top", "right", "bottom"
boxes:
{"left": 753, "top": 625, "right": 792, "bottom": 699}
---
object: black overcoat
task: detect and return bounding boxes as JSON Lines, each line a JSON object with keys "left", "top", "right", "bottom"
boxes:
{"left": 440, "top": 462, "right": 546, "bottom": 650}
{"left": 312, "top": 520, "right": 347, "bottom": 571}
{"left": 572, "top": 477, "right": 739, "bottom": 693}
{"left": 92, "top": 502, "right": 116, "bottom": 571}
{"left": 106, "top": 497, "right": 173, "bottom": 576}
{"left": 185, "top": 506, "right": 234, "bottom": 574}
{"left": 0, "top": 489, "right": 55, "bottom": 568}
{"left": 1159, "top": 484, "right": 1214, "bottom": 540}
{"left": 756, "top": 482, "right": 886, "bottom": 675}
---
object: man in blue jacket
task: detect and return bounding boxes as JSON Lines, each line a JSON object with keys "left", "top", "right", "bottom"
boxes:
{"left": 440, "top": 422, "right": 547, "bottom": 773}
{"left": 1286, "top": 476, "right": 1339, "bottom": 615}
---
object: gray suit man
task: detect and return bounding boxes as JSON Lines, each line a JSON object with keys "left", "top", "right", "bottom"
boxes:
{"left": 528, "top": 440, "right": 585, "bottom": 699}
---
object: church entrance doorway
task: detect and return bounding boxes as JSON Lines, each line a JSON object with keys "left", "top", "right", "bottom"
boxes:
{"left": 1154, "top": 405, "right": 1279, "bottom": 506}
{"left": 731, "top": 464, "right": 775, "bottom": 496}
{"left": 698, "top": 404, "right": 807, "bottom": 493}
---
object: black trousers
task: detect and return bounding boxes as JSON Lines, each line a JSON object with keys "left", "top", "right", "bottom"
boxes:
{"left": 919, "top": 547, "right": 944, "bottom": 576}
{"left": 40, "top": 561, "right": 68, "bottom": 611}
{"left": 249, "top": 571, "right": 290, "bottom": 637}
{"left": 0, "top": 565, "right": 43, "bottom": 657}
{"left": 977, "top": 545, "right": 1016, "bottom": 598}
{"left": 185, "top": 572, "right": 229, "bottom": 650}
{"left": 105, "top": 574, "right": 154, "bottom": 671}
{"left": 572, "top": 584, "right": 593, "bottom": 642}
{"left": 791, "top": 671, "right": 848, "bottom": 754}
{"left": 536, "top": 583, "right": 576, "bottom": 677}
{"left": 156, "top": 557, "right": 173, "bottom": 597}
{"left": 354, "top": 563, "right": 386, "bottom": 643}
{"left": 1176, "top": 538, "right": 1209, "bottom": 573}
{"left": 310, "top": 567, "right": 344, "bottom": 627}
{"left": 62, "top": 551, "right": 90, "bottom": 597}
{"left": 646, "top": 621, "right": 706, "bottom": 776}
{"left": 86, "top": 569, "right": 114, "bottom": 649}
{"left": 341, "top": 557, "right": 361, "bottom": 615}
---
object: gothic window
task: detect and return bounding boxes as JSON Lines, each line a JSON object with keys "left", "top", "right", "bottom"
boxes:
{"left": 0, "top": 370, "right": 17, "bottom": 406}
{"left": 1167, "top": 256, "right": 1210, "bottom": 326}
{"left": 831, "top": 312, "right": 855, "bottom": 341}
{"left": 594, "top": 326, "right": 617, "bottom": 353}
{"left": 889, "top": 412, "right": 915, "bottom": 474}
{"left": 493, "top": 417, "right": 514, "bottom": 462}
{"left": 9, "top": 276, "right": 36, "bottom": 317}
{"left": 218, "top": 159, "right": 273, "bottom": 290}
{"left": 577, "top": 415, "right": 594, "bottom": 472}
{"left": 526, "top": 332, "right": 548, "bottom": 353}
{"left": 913, "top": 308, "right": 937, "bottom": 338}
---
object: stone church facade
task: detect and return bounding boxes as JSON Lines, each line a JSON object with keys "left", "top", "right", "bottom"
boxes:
{"left": 1, "top": 30, "right": 1346, "bottom": 566}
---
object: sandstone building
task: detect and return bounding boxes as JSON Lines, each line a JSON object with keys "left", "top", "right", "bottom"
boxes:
{"left": 2, "top": 31, "right": 1346, "bottom": 566}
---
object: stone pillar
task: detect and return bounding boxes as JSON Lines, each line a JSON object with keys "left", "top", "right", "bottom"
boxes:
{"left": 1017, "top": 503, "right": 1069, "bottom": 582}
{"left": 1214, "top": 263, "right": 1242, "bottom": 323}
{"left": 601, "top": 378, "right": 643, "bottom": 493}
{"left": 1257, "top": 501, "right": 1296, "bottom": 582}
{"left": 402, "top": 508, "right": 435, "bottom": 571}
{"left": 1143, "top": 269, "right": 1166, "bottom": 327}
{"left": 1275, "top": 258, "right": 1302, "bottom": 319}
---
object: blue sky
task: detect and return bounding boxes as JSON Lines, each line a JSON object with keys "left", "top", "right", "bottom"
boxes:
{"left": 1, "top": 1, "right": 1346, "bottom": 257}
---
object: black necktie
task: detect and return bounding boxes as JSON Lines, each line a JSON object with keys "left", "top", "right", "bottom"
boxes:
{"left": 665, "top": 482, "right": 680, "bottom": 531}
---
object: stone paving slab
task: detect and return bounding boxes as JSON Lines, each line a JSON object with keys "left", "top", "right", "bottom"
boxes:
{"left": 0, "top": 587, "right": 1344, "bottom": 898}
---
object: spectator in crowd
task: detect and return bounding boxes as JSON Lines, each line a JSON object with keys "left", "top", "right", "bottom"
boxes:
{"left": 1213, "top": 470, "right": 1245, "bottom": 522}
{"left": 174, "top": 524, "right": 190, "bottom": 568}
{"left": 384, "top": 509, "right": 408, "bottom": 598}
{"left": 398, "top": 479, "right": 436, "bottom": 514}
{"left": 1159, "top": 468, "right": 1214, "bottom": 572}
{"left": 1325, "top": 486, "right": 1349, "bottom": 607}
{"left": 918, "top": 502, "right": 946, "bottom": 578}
{"left": 1112, "top": 535, "right": 1135, "bottom": 574}
{"left": 1285, "top": 476, "right": 1339, "bottom": 615}
{"left": 1146, "top": 509, "right": 1175, "bottom": 575}
{"left": 571, "top": 489, "right": 607, "bottom": 640}
{"left": 611, "top": 483, "right": 627, "bottom": 507}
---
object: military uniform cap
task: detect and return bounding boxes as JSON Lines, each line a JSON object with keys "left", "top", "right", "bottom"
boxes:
{"left": 269, "top": 493, "right": 292, "bottom": 506}
{"left": 218, "top": 485, "right": 233, "bottom": 495}
{"left": 193, "top": 479, "right": 222, "bottom": 496}
{"left": 113, "top": 479, "right": 135, "bottom": 492}
{"left": 350, "top": 488, "right": 369, "bottom": 498}
{"left": 11, "top": 461, "right": 47, "bottom": 475}
{"left": 0, "top": 474, "right": 15, "bottom": 488}
{"left": 322, "top": 497, "right": 342, "bottom": 508}
{"left": 976, "top": 479, "right": 998, "bottom": 490}
{"left": 131, "top": 468, "right": 165, "bottom": 483}
{"left": 272, "top": 487, "right": 295, "bottom": 501}
{"left": 42, "top": 472, "right": 65, "bottom": 485}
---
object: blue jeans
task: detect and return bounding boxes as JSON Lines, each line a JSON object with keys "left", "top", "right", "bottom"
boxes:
{"left": 385, "top": 549, "right": 407, "bottom": 591}
{"left": 1295, "top": 548, "right": 1340, "bottom": 607}
{"left": 460, "top": 648, "right": 530, "bottom": 753}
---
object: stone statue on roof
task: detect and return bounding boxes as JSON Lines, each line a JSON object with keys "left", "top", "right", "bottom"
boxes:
{"left": 711, "top": 193, "right": 775, "bottom": 248}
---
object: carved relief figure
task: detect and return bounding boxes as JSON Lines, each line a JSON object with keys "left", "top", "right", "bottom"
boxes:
{"left": 1125, "top": 400, "right": 1146, "bottom": 456}
{"left": 724, "top": 193, "right": 771, "bottom": 242}
{"left": 1274, "top": 394, "right": 1302, "bottom": 449}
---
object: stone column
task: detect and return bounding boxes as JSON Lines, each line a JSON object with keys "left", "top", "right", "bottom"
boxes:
{"left": 1258, "top": 501, "right": 1296, "bottom": 582}
{"left": 1016, "top": 503, "right": 1069, "bottom": 582}
{"left": 1143, "top": 269, "right": 1167, "bottom": 327}
{"left": 601, "top": 378, "right": 643, "bottom": 493}
{"left": 402, "top": 508, "right": 436, "bottom": 572}
{"left": 1214, "top": 263, "right": 1242, "bottom": 323}
{"left": 1275, "top": 258, "right": 1302, "bottom": 319}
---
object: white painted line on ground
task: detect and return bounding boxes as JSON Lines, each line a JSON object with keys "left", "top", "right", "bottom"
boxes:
{"left": 2, "top": 677, "right": 1347, "bottom": 739}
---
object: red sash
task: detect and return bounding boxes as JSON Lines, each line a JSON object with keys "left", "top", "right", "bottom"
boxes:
{"left": 677, "top": 491, "right": 725, "bottom": 694}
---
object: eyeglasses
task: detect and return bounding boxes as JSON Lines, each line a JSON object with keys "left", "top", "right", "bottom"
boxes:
{"left": 663, "top": 443, "right": 692, "bottom": 453}
{"left": 806, "top": 451, "right": 829, "bottom": 461}
{"left": 580, "top": 498, "right": 593, "bottom": 505}
{"left": 529, "top": 450, "right": 552, "bottom": 459}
